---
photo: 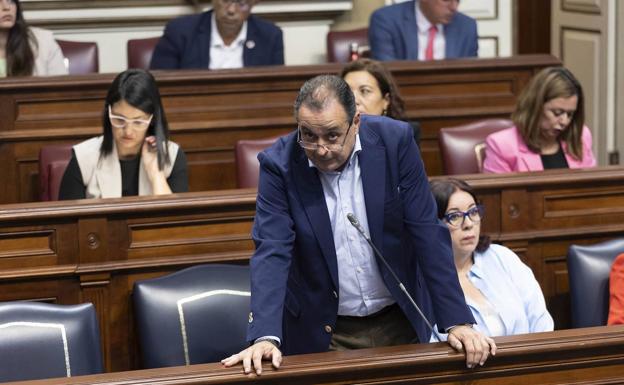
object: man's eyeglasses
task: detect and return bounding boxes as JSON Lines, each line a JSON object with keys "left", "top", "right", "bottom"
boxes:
{"left": 108, "top": 106, "right": 153, "bottom": 131}
{"left": 297, "top": 120, "right": 353, "bottom": 152}
{"left": 443, "top": 205, "right": 484, "bottom": 227}
{"left": 220, "top": 0, "right": 252, "bottom": 11}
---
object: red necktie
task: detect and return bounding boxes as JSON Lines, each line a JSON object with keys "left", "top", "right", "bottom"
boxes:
{"left": 425, "top": 25, "right": 437, "bottom": 60}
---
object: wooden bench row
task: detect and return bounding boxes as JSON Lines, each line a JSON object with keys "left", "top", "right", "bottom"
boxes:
{"left": 0, "top": 54, "right": 559, "bottom": 203}
{"left": 11, "top": 326, "right": 624, "bottom": 385}
{"left": 0, "top": 166, "right": 622, "bottom": 370}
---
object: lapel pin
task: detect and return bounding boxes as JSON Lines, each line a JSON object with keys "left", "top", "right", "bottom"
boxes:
{"left": 246, "top": 40, "right": 256, "bottom": 49}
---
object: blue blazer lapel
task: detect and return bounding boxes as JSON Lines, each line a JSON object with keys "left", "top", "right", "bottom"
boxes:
{"left": 359, "top": 131, "right": 386, "bottom": 252}
{"left": 292, "top": 150, "right": 339, "bottom": 288}
{"left": 402, "top": 1, "right": 419, "bottom": 60}
{"left": 444, "top": 20, "right": 458, "bottom": 58}
{"left": 196, "top": 11, "right": 212, "bottom": 68}
{"left": 243, "top": 17, "right": 255, "bottom": 66}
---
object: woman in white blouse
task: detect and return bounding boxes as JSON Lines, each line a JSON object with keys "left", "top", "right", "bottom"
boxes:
{"left": 430, "top": 178, "right": 554, "bottom": 338}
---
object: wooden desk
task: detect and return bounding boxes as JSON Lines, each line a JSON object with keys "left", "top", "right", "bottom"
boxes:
{"left": 0, "top": 54, "right": 559, "bottom": 203}
{"left": 1, "top": 167, "right": 622, "bottom": 371}
{"left": 9, "top": 326, "right": 624, "bottom": 385}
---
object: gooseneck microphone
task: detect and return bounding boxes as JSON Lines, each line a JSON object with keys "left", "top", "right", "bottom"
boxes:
{"left": 347, "top": 213, "right": 442, "bottom": 342}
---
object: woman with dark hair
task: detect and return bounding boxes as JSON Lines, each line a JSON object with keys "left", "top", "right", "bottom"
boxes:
{"left": 59, "top": 69, "right": 188, "bottom": 199}
{"left": 483, "top": 66, "right": 596, "bottom": 173}
{"left": 340, "top": 58, "right": 420, "bottom": 145}
{"left": 0, "top": 0, "right": 67, "bottom": 77}
{"left": 429, "top": 178, "right": 553, "bottom": 337}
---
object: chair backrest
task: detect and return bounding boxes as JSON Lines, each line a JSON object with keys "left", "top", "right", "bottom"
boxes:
{"left": 235, "top": 136, "right": 279, "bottom": 188}
{"left": 0, "top": 302, "right": 103, "bottom": 382}
{"left": 39, "top": 144, "right": 74, "bottom": 201}
{"left": 56, "top": 40, "right": 99, "bottom": 74}
{"left": 326, "top": 28, "right": 370, "bottom": 63}
{"left": 567, "top": 238, "right": 624, "bottom": 328}
{"left": 438, "top": 119, "right": 514, "bottom": 175}
{"left": 127, "top": 37, "right": 161, "bottom": 70}
{"left": 133, "top": 264, "right": 251, "bottom": 368}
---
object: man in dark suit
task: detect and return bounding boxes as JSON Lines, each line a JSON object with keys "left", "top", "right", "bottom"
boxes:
{"left": 369, "top": 0, "right": 478, "bottom": 61}
{"left": 150, "top": 0, "right": 283, "bottom": 70}
{"left": 222, "top": 75, "right": 496, "bottom": 375}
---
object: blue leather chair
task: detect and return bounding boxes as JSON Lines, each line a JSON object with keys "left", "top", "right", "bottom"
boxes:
{"left": 567, "top": 238, "right": 624, "bottom": 328}
{"left": 0, "top": 302, "right": 103, "bottom": 382}
{"left": 133, "top": 264, "right": 250, "bottom": 368}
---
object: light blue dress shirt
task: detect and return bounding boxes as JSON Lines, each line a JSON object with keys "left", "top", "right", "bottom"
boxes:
{"left": 432, "top": 243, "right": 554, "bottom": 341}
{"left": 312, "top": 134, "right": 394, "bottom": 316}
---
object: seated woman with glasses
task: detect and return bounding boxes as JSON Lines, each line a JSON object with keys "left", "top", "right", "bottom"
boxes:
{"left": 483, "top": 66, "right": 596, "bottom": 173}
{"left": 429, "top": 178, "right": 553, "bottom": 339}
{"left": 59, "top": 69, "right": 188, "bottom": 200}
{"left": 340, "top": 59, "right": 420, "bottom": 146}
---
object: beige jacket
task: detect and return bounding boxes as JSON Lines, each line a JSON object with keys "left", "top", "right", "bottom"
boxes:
{"left": 31, "top": 27, "right": 68, "bottom": 76}
{"left": 73, "top": 136, "right": 179, "bottom": 199}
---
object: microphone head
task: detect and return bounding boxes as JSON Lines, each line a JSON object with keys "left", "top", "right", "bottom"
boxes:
{"left": 347, "top": 213, "right": 358, "bottom": 226}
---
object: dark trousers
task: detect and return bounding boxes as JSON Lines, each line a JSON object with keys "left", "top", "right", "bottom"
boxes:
{"left": 329, "top": 303, "right": 418, "bottom": 351}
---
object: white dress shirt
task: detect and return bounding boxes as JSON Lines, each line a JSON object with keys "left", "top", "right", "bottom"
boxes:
{"left": 209, "top": 13, "right": 247, "bottom": 69}
{"left": 415, "top": 2, "right": 446, "bottom": 60}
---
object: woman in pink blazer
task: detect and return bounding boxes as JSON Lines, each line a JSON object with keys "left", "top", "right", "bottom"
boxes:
{"left": 483, "top": 67, "right": 596, "bottom": 173}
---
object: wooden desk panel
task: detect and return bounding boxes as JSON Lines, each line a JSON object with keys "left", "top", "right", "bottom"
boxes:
{"left": 0, "top": 55, "right": 559, "bottom": 203}
{"left": 10, "top": 327, "right": 624, "bottom": 385}
{"left": 1, "top": 167, "right": 622, "bottom": 370}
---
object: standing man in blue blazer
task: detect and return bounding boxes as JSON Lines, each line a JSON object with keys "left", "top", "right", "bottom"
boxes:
{"left": 150, "top": 0, "right": 283, "bottom": 70}
{"left": 369, "top": 0, "right": 478, "bottom": 61}
{"left": 222, "top": 75, "right": 496, "bottom": 375}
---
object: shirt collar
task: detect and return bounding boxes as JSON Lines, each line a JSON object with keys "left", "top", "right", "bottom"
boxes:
{"left": 210, "top": 12, "right": 248, "bottom": 48}
{"left": 307, "top": 133, "right": 362, "bottom": 172}
{"left": 468, "top": 250, "right": 485, "bottom": 279}
{"left": 415, "top": 1, "right": 444, "bottom": 34}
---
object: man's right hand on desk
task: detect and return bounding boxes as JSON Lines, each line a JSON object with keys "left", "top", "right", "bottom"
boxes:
{"left": 221, "top": 340, "right": 282, "bottom": 375}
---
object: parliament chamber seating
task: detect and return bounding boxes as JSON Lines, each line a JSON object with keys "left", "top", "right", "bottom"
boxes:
{"left": 567, "top": 238, "right": 624, "bottom": 328}
{"left": 133, "top": 264, "right": 251, "bottom": 368}
{"left": 0, "top": 55, "right": 559, "bottom": 202}
{"left": 39, "top": 143, "right": 74, "bottom": 201}
{"left": 127, "top": 37, "right": 160, "bottom": 70}
{"left": 0, "top": 302, "right": 103, "bottom": 383}
{"left": 326, "top": 28, "right": 369, "bottom": 63}
{"left": 235, "top": 136, "right": 280, "bottom": 188}
{"left": 438, "top": 119, "right": 514, "bottom": 174}
{"left": 56, "top": 40, "right": 99, "bottom": 74}
{"left": 0, "top": 167, "right": 623, "bottom": 370}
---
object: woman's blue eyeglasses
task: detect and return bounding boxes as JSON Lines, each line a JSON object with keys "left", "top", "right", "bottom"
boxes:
{"left": 443, "top": 205, "right": 484, "bottom": 227}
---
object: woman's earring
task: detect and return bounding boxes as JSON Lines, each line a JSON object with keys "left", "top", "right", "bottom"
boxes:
{"left": 382, "top": 109, "right": 387, "bottom": 116}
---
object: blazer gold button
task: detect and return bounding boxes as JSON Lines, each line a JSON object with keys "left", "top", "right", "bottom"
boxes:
{"left": 332, "top": 290, "right": 338, "bottom": 298}
{"left": 248, "top": 312, "right": 253, "bottom": 323}
{"left": 324, "top": 325, "right": 332, "bottom": 333}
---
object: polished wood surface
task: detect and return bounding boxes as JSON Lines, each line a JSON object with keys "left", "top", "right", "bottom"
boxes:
{"left": 1, "top": 167, "right": 622, "bottom": 370}
{"left": 9, "top": 326, "right": 624, "bottom": 385}
{"left": 0, "top": 54, "right": 559, "bottom": 203}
